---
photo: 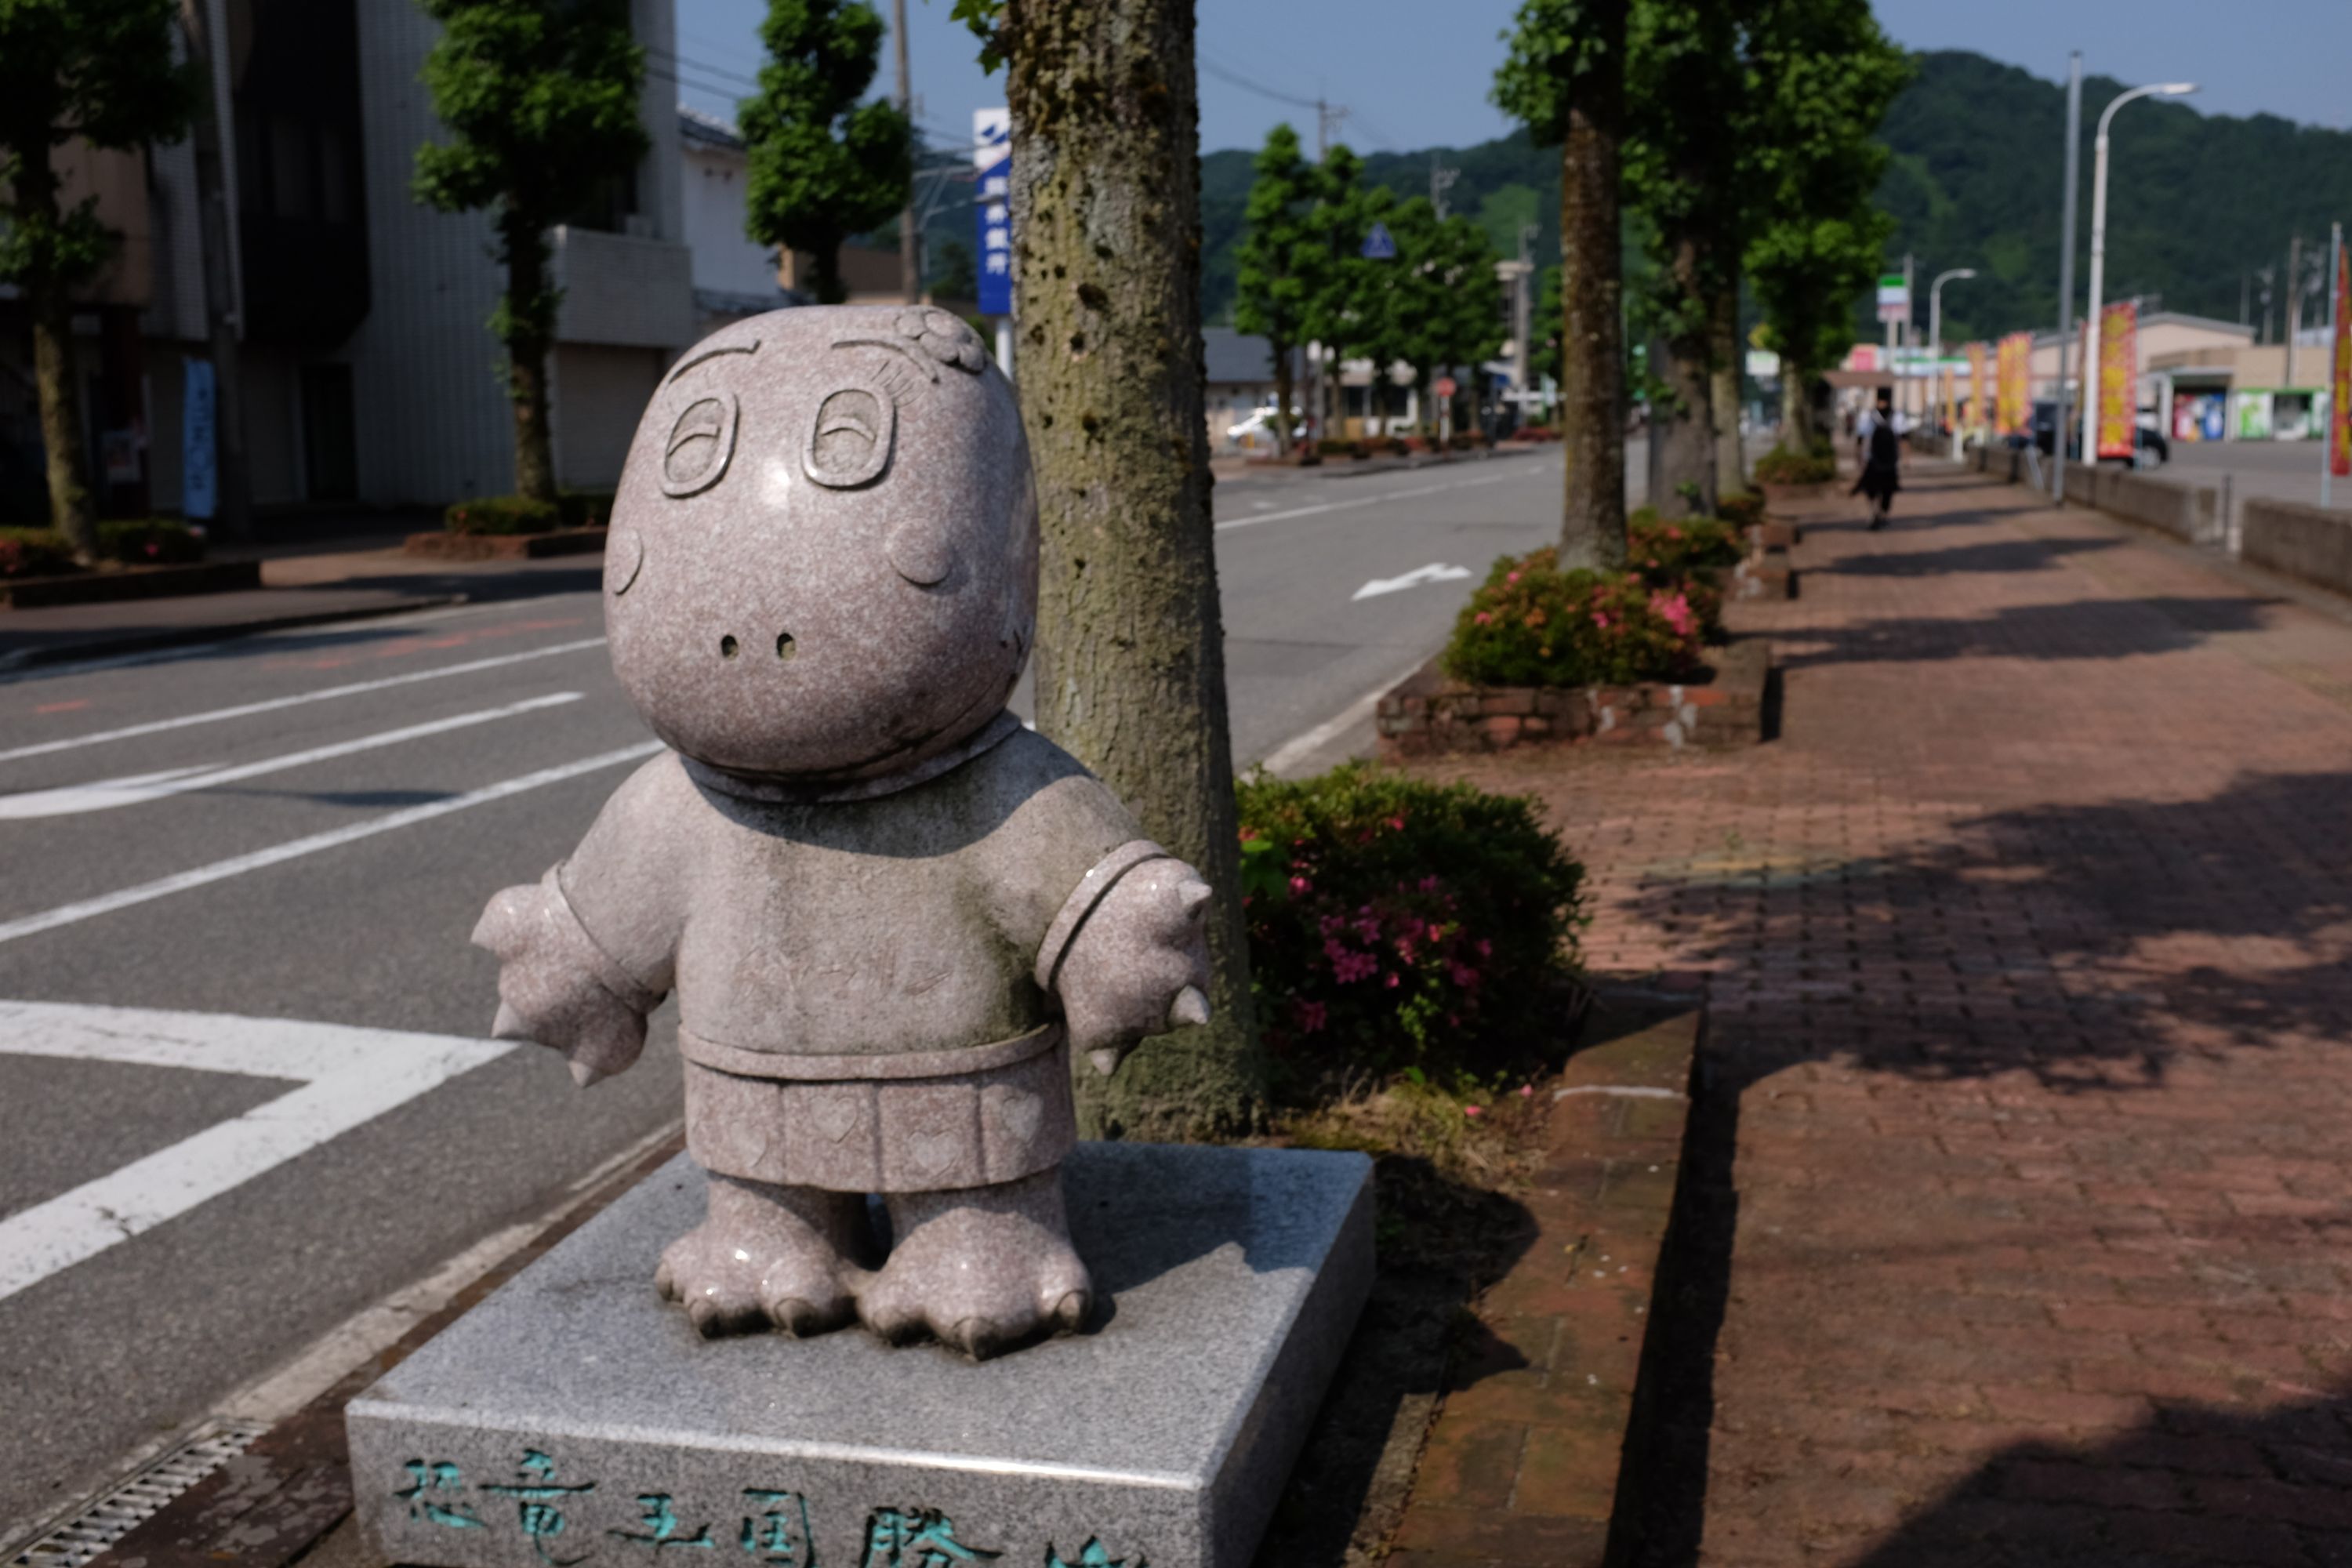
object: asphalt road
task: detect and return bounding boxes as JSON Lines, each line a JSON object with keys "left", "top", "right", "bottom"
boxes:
{"left": 0, "top": 447, "right": 1599, "bottom": 1541}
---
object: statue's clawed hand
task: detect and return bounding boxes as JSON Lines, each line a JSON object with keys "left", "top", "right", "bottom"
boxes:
{"left": 472, "top": 869, "right": 661, "bottom": 1087}
{"left": 1054, "top": 858, "right": 1214, "bottom": 1076}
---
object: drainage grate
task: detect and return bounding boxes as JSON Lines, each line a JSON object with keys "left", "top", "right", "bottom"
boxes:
{"left": 9, "top": 1418, "right": 269, "bottom": 1568}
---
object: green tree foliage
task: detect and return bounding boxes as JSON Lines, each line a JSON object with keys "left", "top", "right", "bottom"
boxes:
{"left": 1389, "top": 199, "right": 1504, "bottom": 434}
{"left": 1231, "top": 123, "right": 1320, "bottom": 455}
{"left": 740, "top": 0, "right": 913, "bottom": 305}
{"left": 1740, "top": 0, "right": 1909, "bottom": 441}
{"left": 415, "top": 0, "right": 648, "bottom": 504}
{"left": 0, "top": 0, "right": 196, "bottom": 555}
{"left": 1495, "top": 0, "right": 1630, "bottom": 568}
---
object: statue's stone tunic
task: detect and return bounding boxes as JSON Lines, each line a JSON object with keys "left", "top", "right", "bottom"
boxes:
{"left": 554, "top": 725, "right": 1143, "bottom": 1192}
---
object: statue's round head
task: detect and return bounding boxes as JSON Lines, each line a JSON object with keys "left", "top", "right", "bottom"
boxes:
{"left": 604, "top": 306, "right": 1036, "bottom": 787}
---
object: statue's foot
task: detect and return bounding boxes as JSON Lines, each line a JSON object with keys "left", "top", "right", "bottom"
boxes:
{"left": 858, "top": 1168, "right": 1092, "bottom": 1360}
{"left": 656, "top": 1174, "right": 866, "bottom": 1338}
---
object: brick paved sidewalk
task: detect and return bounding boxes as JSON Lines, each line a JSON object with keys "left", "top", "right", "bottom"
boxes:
{"left": 1418, "top": 466, "right": 2352, "bottom": 1565}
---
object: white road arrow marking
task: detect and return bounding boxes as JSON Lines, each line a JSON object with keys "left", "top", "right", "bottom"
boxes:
{"left": 0, "top": 691, "right": 585, "bottom": 818}
{"left": 1352, "top": 563, "right": 1474, "bottom": 601}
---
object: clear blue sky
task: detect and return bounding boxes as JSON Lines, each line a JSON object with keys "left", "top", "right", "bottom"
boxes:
{"left": 668, "top": 0, "right": 2352, "bottom": 157}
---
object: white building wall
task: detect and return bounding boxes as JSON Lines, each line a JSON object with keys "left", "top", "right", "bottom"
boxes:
{"left": 682, "top": 143, "right": 780, "bottom": 300}
{"left": 347, "top": 0, "right": 514, "bottom": 505}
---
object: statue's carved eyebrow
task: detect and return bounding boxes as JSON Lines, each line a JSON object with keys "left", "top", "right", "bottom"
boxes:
{"left": 829, "top": 335, "right": 940, "bottom": 383}
{"left": 666, "top": 339, "right": 760, "bottom": 385}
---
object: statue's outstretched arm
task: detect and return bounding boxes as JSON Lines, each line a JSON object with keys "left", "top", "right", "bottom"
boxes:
{"left": 1037, "top": 840, "right": 1214, "bottom": 1076}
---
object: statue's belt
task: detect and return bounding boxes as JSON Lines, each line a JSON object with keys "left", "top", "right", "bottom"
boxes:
{"left": 677, "top": 1020, "right": 1063, "bottom": 1083}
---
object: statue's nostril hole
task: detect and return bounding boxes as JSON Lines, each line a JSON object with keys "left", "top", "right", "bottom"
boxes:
{"left": 720, "top": 635, "right": 739, "bottom": 659}
{"left": 775, "top": 632, "right": 796, "bottom": 661}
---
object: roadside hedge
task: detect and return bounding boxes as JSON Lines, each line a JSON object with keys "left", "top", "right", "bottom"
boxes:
{"left": 445, "top": 495, "right": 561, "bottom": 535}
{"left": 0, "top": 519, "right": 205, "bottom": 577}
{"left": 1238, "top": 762, "right": 1584, "bottom": 1097}
{"left": 1754, "top": 444, "right": 1837, "bottom": 485}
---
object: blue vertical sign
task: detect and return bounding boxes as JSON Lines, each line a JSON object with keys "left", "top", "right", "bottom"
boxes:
{"left": 183, "top": 358, "right": 217, "bottom": 521}
{"left": 974, "top": 107, "right": 1012, "bottom": 318}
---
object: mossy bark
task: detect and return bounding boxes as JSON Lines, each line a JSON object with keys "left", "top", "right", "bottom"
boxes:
{"left": 15, "top": 154, "right": 96, "bottom": 563}
{"left": 503, "top": 220, "right": 558, "bottom": 505}
{"left": 1651, "top": 239, "right": 1717, "bottom": 521}
{"left": 1556, "top": 0, "right": 1627, "bottom": 570}
{"left": 1007, "top": 0, "right": 1265, "bottom": 1140}
{"left": 1710, "top": 280, "right": 1744, "bottom": 498}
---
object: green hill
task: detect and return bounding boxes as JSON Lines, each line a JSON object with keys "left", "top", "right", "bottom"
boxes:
{"left": 921, "top": 49, "right": 2352, "bottom": 348}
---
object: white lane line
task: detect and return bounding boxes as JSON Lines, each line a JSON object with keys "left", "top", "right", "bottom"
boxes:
{"left": 0, "top": 637, "right": 608, "bottom": 763}
{"left": 0, "top": 692, "right": 585, "bottom": 819}
{"left": 0, "top": 739, "right": 665, "bottom": 947}
{"left": 0, "top": 1001, "right": 513, "bottom": 1302}
{"left": 1213, "top": 466, "right": 1529, "bottom": 532}
{"left": 1256, "top": 654, "right": 1439, "bottom": 777}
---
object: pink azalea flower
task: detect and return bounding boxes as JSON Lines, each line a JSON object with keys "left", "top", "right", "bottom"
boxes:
{"left": 1418, "top": 875, "right": 1440, "bottom": 892}
{"left": 1474, "top": 611, "right": 1492, "bottom": 625}
{"left": 1665, "top": 524, "right": 1682, "bottom": 540}
{"left": 1464, "top": 1105, "right": 1483, "bottom": 1118}
{"left": 1290, "top": 875, "right": 1311, "bottom": 895}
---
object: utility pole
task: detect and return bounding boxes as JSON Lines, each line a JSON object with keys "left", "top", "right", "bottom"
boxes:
{"left": 2053, "top": 51, "right": 2080, "bottom": 501}
{"left": 1902, "top": 252, "right": 1915, "bottom": 425}
{"left": 180, "top": 0, "right": 249, "bottom": 542}
{"left": 1316, "top": 96, "right": 1349, "bottom": 161}
{"left": 2286, "top": 233, "right": 2303, "bottom": 390}
{"left": 2241, "top": 271, "right": 2251, "bottom": 328}
{"left": 1429, "top": 156, "right": 1459, "bottom": 221}
{"left": 893, "top": 0, "right": 917, "bottom": 303}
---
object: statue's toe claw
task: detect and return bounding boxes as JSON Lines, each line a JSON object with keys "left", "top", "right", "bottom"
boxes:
{"left": 655, "top": 1256, "right": 678, "bottom": 1301}
{"left": 685, "top": 1297, "right": 724, "bottom": 1338}
{"left": 949, "top": 1315, "right": 1015, "bottom": 1362}
{"left": 1051, "top": 1288, "right": 1092, "bottom": 1333}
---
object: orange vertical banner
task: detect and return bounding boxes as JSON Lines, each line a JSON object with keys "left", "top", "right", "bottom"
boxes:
{"left": 2096, "top": 300, "right": 2138, "bottom": 459}
{"left": 1998, "top": 332, "right": 2031, "bottom": 436}
{"left": 2332, "top": 245, "right": 2350, "bottom": 479}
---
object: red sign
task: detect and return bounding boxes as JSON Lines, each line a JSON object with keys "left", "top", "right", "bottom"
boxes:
{"left": 2333, "top": 246, "right": 2350, "bottom": 479}
{"left": 1435, "top": 376, "right": 1457, "bottom": 399}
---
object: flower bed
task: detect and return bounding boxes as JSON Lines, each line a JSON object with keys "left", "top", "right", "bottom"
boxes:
{"left": 405, "top": 527, "right": 609, "bottom": 561}
{"left": 1377, "top": 638, "right": 1770, "bottom": 756}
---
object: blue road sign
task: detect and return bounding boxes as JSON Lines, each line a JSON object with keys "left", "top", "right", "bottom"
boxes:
{"left": 1361, "top": 222, "right": 1396, "bottom": 261}
{"left": 976, "top": 156, "right": 1012, "bottom": 316}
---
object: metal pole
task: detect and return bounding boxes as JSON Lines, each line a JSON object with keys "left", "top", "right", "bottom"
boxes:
{"left": 2053, "top": 53, "right": 2080, "bottom": 500}
{"left": 2084, "top": 82, "right": 2198, "bottom": 469}
{"left": 892, "top": 0, "right": 918, "bottom": 303}
{"left": 2285, "top": 234, "right": 2303, "bottom": 393}
{"left": 2325, "top": 221, "right": 2341, "bottom": 507}
{"left": 180, "top": 0, "right": 250, "bottom": 541}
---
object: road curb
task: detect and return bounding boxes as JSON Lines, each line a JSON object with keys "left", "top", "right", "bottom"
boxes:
{"left": 0, "top": 595, "right": 467, "bottom": 675}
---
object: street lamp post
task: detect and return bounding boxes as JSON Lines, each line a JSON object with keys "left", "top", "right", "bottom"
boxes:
{"left": 1929, "top": 267, "right": 1976, "bottom": 458}
{"left": 2081, "top": 82, "right": 2198, "bottom": 466}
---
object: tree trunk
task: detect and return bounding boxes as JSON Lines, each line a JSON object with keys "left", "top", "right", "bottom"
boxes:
{"left": 1651, "top": 238, "right": 1716, "bottom": 519}
{"left": 1781, "top": 367, "right": 1818, "bottom": 448}
{"left": 504, "top": 221, "right": 557, "bottom": 503}
{"left": 1710, "top": 277, "right": 1744, "bottom": 499}
{"left": 1557, "top": 0, "right": 1627, "bottom": 569}
{"left": 1271, "top": 335, "right": 1294, "bottom": 457}
{"left": 1007, "top": 0, "right": 1265, "bottom": 1140}
{"left": 16, "top": 154, "right": 96, "bottom": 562}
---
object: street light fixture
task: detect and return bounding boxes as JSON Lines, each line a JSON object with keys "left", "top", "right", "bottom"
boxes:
{"left": 2081, "top": 82, "right": 2198, "bottom": 466}
{"left": 1929, "top": 267, "right": 1976, "bottom": 455}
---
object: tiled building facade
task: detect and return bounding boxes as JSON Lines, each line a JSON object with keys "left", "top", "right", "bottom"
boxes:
{"left": 2, "top": 0, "right": 700, "bottom": 520}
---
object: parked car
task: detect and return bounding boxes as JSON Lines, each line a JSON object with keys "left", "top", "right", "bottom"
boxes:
{"left": 2025, "top": 400, "right": 2169, "bottom": 467}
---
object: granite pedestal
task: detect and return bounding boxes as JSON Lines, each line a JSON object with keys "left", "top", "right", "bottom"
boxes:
{"left": 347, "top": 1142, "right": 1374, "bottom": 1568}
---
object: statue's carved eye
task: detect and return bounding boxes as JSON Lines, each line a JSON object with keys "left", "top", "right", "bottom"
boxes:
{"left": 661, "top": 395, "right": 737, "bottom": 497}
{"left": 804, "top": 387, "right": 895, "bottom": 489}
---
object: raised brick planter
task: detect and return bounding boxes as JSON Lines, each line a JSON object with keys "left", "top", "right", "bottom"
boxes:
{"left": 1385, "top": 986, "right": 1704, "bottom": 1568}
{"left": 1730, "top": 546, "right": 1796, "bottom": 601}
{"left": 402, "top": 526, "right": 608, "bottom": 561}
{"left": 0, "top": 558, "right": 260, "bottom": 610}
{"left": 1376, "top": 641, "right": 1769, "bottom": 757}
{"left": 1757, "top": 479, "right": 1832, "bottom": 511}
{"left": 1744, "top": 519, "right": 1802, "bottom": 550}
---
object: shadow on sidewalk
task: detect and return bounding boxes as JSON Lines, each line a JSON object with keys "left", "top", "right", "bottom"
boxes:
{"left": 1837, "top": 1388, "right": 2352, "bottom": 1566}
{"left": 1812, "top": 535, "right": 2125, "bottom": 579}
{"left": 1775, "top": 593, "right": 2284, "bottom": 670}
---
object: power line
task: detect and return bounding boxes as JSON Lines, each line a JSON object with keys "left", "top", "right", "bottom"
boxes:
{"left": 1196, "top": 51, "right": 1321, "bottom": 112}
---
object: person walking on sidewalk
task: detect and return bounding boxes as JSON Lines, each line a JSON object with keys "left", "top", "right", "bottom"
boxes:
{"left": 1852, "top": 391, "right": 1901, "bottom": 529}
